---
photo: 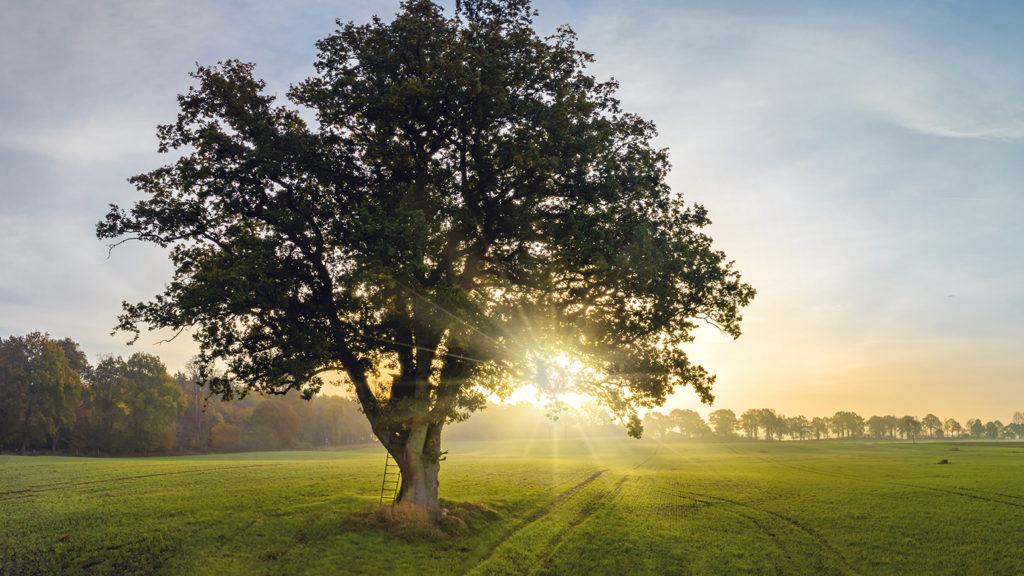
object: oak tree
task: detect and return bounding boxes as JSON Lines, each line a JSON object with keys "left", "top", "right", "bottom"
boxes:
{"left": 98, "top": 0, "right": 753, "bottom": 519}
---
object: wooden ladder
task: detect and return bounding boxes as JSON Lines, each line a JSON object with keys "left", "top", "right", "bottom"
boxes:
{"left": 379, "top": 447, "right": 402, "bottom": 506}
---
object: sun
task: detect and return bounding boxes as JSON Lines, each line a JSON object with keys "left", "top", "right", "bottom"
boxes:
{"left": 494, "top": 352, "right": 593, "bottom": 410}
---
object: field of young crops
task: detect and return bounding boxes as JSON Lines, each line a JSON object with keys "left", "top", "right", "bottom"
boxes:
{"left": 3, "top": 438, "right": 1024, "bottom": 575}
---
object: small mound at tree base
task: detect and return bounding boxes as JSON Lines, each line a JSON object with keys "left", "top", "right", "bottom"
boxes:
{"left": 345, "top": 500, "right": 500, "bottom": 541}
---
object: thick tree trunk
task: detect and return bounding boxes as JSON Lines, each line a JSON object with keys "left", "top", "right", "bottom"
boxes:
{"left": 382, "top": 419, "right": 443, "bottom": 521}
{"left": 376, "top": 409, "right": 444, "bottom": 518}
{"left": 394, "top": 448, "right": 441, "bottom": 520}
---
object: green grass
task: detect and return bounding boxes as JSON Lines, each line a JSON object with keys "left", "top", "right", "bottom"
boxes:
{"left": 3, "top": 439, "right": 1024, "bottom": 575}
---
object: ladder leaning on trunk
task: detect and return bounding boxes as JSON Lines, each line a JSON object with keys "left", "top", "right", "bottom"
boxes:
{"left": 379, "top": 442, "right": 402, "bottom": 506}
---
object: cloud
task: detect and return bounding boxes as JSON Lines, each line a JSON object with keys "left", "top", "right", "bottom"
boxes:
{"left": 2, "top": 114, "right": 159, "bottom": 165}
{"left": 571, "top": 3, "right": 1024, "bottom": 143}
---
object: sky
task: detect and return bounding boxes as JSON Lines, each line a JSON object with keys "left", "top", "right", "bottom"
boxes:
{"left": 2, "top": 0, "right": 1023, "bottom": 424}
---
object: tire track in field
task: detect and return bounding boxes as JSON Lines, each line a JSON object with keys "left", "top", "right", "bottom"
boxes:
{"left": 526, "top": 475, "right": 630, "bottom": 576}
{"left": 661, "top": 487, "right": 861, "bottom": 576}
{"left": 752, "top": 456, "right": 1024, "bottom": 510}
{"left": 632, "top": 444, "right": 661, "bottom": 470}
{"left": 463, "top": 469, "right": 608, "bottom": 575}
{"left": 0, "top": 464, "right": 279, "bottom": 502}
{"left": 658, "top": 443, "right": 748, "bottom": 493}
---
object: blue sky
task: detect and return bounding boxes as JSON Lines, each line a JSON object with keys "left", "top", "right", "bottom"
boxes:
{"left": 2, "top": 1, "right": 1023, "bottom": 422}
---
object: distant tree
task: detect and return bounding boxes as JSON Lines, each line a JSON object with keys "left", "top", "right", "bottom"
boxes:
{"left": 966, "top": 418, "right": 985, "bottom": 438}
{"left": 866, "top": 416, "right": 887, "bottom": 439}
{"left": 880, "top": 415, "right": 897, "bottom": 439}
{"left": 897, "top": 415, "right": 922, "bottom": 442}
{"left": 211, "top": 422, "right": 242, "bottom": 451}
{"left": 831, "top": 411, "right": 865, "bottom": 439}
{"left": 643, "top": 412, "right": 671, "bottom": 441}
{"left": 921, "top": 414, "right": 942, "bottom": 438}
{"left": 0, "top": 333, "right": 83, "bottom": 453}
{"left": 298, "top": 395, "right": 375, "bottom": 446}
{"left": 670, "top": 409, "right": 710, "bottom": 440}
{"left": 96, "top": 0, "right": 754, "bottom": 520}
{"left": 1008, "top": 412, "right": 1024, "bottom": 439}
{"left": 247, "top": 400, "right": 301, "bottom": 450}
{"left": 810, "top": 416, "right": 829, "bottom": 440}
{"left": 54, "top": 338, "right": 92, "bottom": 383}
{"left": 787, "top": 416, "right": 810, "bottom": 441}
{"left": 740, "top": 409, "right": 760, "bottom": 439}
{"left": 758, "top": 408, "right": 785, "bottom": 441}
{"left": 173, "top": 361, "right": 206, "bottom": 451}
{"left": 577, "top": 401, "right": 619, "bottom": 434}
{"left": 82, "top": 353, "right": 184, "bottom": 454}
{"left": 708, "top": 409, "right": 738, "bottom": 439}
{"left": 944, "top": 418, "right": 962, "bottom": 438}
{"left": 984, "top": 421, "right": 1002, "bottom": 439}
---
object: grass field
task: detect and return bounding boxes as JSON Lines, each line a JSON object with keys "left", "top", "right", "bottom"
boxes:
{"left": 3, "top": 438, "right": 1024, "bottom": 575}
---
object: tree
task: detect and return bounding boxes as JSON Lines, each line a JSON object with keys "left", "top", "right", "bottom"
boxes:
{"left": 708, "top": 409, "right": 737, "bottom": 439}
{"left": 54, "top": 338, "right": 92, "bottom": 384}
{"left": 174, "top": 361, "right": 206, "bottom": 451}
{"left": 670, "top": 409, "right": 709, "bottom": 440}
{"left": 897, "top": 415, "right": 922, "bottom": 442}
{"left": 739, "top": 409, "right": 760, "bottom": 439}
{"left": 95, "top": 0, "right": 753, "bottom": 519}
{"left": 787, "top": 416, "right": 810, "bottom": 441}
{"left": 643, "top": 411, "right": 671, "bottom": 441}
{"left": 830, "top": 411, "right": 864, "bottom": 439}
{"left": 944, "top": 418, "right": 962, "bottom": 438}
{"left": 758, "top": 408, "right": 785, "bottom": 441}
{"left": 82, "top": 353, "right": 184, "bottom": 454}
{"left": 866, "top": 416, "right": 888, "bottom": 439}
{"left": 1008, "top": 411, "right": 1024, "bottom": 439}
{"left": 0, "top": 333, "right": 83, "bottom": 453}
{"left": 811, "top": 416, "right": 829, "bottom": 440}
{"left": 921, "top": 413, "right": 942, "bottom": 438}
{"left": 967, "top": 418, "right": 985, "bottom": 438}
{"left": 247, "top": 400, "right": 301, "bottom": 450}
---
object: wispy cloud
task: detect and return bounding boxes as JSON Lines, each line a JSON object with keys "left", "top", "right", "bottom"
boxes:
{"left": 571, "top": 3, "right": 1024, "bottom": 142}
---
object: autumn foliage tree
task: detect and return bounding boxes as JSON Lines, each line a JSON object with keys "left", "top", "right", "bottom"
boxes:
{"left": 97, "top": 0, "right": 753, "bottom": 519}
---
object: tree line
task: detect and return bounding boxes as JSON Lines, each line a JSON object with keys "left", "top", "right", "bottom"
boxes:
{"left": 6, "top": 332, "right": 1022, "bottom": 454}
{"left": 642, "top": 408, "right": 1024, "bottom": 442}
{"left": 0, "top": 332, "right": 374, "bottom": 455}
{"left": 0, "top": 331, "right": 617, "bottom": 455}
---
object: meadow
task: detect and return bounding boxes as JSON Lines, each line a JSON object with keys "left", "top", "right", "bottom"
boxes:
{"left": 3, "top": 438, "right": 1024, "bottom": 575}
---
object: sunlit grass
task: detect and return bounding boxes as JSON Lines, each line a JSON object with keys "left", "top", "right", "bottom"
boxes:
{"left": 4, "top": 440, "right": 1024, "bottom": 574}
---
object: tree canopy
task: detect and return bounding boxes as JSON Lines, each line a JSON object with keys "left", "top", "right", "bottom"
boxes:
{"left": 97, "top": 0, "right": 754, "bottom": 517}
{"left": 0, "top": 332, "right": 83, "bottom": 453}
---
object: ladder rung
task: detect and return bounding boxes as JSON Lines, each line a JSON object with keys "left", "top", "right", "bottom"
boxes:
{"left": 379, "top": 445, "right": 403, "bottom": 505}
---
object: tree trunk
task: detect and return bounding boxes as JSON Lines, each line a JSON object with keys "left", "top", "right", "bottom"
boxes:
{"left": 394, "top": 448, "right": 441, "bottom": 520}
{"left": 385, "top": 422, "right": 442, "bottom": 520}
{"left": 20, "top": 404, "right": 33, "bottom": 455}
{"left": 382, "top": 419, "right": 443, "bottom": 521}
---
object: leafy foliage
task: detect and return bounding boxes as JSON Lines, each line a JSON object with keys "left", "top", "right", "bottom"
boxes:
{"left": 97, "top": 0, "right": 752, "bottom": 439}
{"left": 81, "top": 353, "right": 184, "bottom": 454}
{"left": 0, "top": 332, "right": 83, "bottom": 453}
{"left": 96, "top": 0, "right": 754, "bottom": 515}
